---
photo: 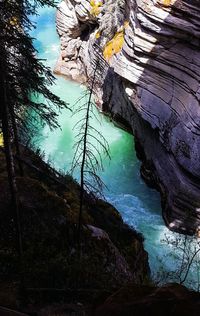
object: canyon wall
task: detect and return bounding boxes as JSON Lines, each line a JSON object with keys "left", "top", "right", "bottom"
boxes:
{"left": 55, "top": 0, "right": 200, "bottom": 235}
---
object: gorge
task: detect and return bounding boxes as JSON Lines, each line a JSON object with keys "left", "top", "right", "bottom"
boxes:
{"left": 2, "top": 0, "right": 200, "bottom": 314}
{"left": 55, "top": 0, "right": 200, "bottom": 236}
{"left": 30, "top": 0, "right": 200, "bottom": 289}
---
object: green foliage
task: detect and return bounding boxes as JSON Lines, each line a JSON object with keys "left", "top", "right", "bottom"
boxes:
{"left": 0, "top": 0, "right": 68, "bottom": 140}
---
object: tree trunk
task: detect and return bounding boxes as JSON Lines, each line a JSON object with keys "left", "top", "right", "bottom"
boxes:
{"left": 9, "top": 102, "right": 24, "bottom": 177}
{"left": 77, "top": 62, "right": 98, "bottom": 252}
{"left": 0, "top": 72, "right": 23, "bottom": 262}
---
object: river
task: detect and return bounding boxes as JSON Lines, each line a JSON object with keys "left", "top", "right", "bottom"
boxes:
{"left": 30, "top": 5, "right": 199, "bottom": 289}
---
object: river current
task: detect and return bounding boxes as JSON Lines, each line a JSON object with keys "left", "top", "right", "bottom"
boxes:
{"left": 31, "top": 6, "right": 199, "bottom": 288}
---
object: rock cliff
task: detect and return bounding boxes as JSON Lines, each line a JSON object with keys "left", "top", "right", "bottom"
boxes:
{"left": 55, "top": 0, "right": 200, "bottom": 235}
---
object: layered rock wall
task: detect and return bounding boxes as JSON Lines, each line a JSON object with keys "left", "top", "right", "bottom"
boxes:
{"left": 55, "top": 0, "right": 200, "bottom": 235}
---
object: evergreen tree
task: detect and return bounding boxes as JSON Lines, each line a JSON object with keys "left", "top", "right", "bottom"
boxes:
{"left": 0, "top": 0, "right": 67, "bottom": 282}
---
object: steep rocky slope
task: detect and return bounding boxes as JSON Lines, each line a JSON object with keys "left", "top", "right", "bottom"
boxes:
{"left": 55, "top": 0, "right": 200, "bottom": 235}
{"left": 0, "top": 147, "right": 149, "bottom": 308}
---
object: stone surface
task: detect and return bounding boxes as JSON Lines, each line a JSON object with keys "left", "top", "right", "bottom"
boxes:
{"left": 0, "top": 147, "right": 149, "bottom": 301}
{"left": 56, "top": 0, "right": 200, "bottom": 235}
{"left": 95, "top": 283, "right": 200, "bottom": 316}
{"left": 0, "top": 307, "right": 28, "bottom": 316}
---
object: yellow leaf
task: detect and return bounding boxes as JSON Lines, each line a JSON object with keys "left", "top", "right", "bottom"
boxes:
{"left": 103, "top": 30, "right": 124, "bottom": 61}
{"left": 90, "top": 0, "right": 102, "bottom": 16}
{"left": 0, "top": 134, "right": 4, "bottom": 147}
{"left": 9, "top": 16, "right": 18, "bottom": 26}
{"left": 158, "top": 0, "right": 173, "bottom": 6}
{"left": 95, "top": 31, "right": 101, "bottom": 39}
{"left": 163, "top": 0, "right": 171, "bottom": 5}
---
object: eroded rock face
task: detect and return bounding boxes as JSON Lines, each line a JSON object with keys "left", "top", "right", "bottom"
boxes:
{"left": 55, "top": 0, "right": 200, "bottom": 235}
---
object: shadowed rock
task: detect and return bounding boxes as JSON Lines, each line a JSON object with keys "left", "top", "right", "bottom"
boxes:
{"left": 55, "top": 0, "right": 200, "bottom": 235}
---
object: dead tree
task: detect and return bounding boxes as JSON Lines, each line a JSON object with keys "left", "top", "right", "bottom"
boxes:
{"left": 161, "top": 233, "right": 200, "bottom": 291}
{"left": 71, "top": 45, "right": 110, "bottom": 251}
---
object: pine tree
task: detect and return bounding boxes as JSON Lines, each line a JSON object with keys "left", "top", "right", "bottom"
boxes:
{"left": 0, "top": 0, "right": 67, "bottom": 285}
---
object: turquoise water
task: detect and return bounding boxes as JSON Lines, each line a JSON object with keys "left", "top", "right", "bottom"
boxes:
{"left": 31, "top": 6, "right": 199, "bottom": 288}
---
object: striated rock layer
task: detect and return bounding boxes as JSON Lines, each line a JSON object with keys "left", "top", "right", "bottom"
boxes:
{"left": 55, "top": 0, "right": 200, "bottom": 235}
